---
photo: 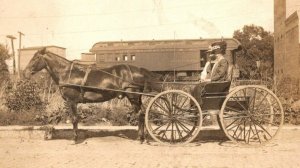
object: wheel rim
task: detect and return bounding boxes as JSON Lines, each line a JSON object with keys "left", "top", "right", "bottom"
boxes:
{"left": 145, "top": 90, "right": 202, "bottom": 145}
{"left": 220, "top": 86, "right": 284, "bottom": 146}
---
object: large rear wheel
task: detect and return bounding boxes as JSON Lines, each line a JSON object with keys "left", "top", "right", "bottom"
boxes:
{"left": 219, "top": 85, "right": 284, "bottom": 146}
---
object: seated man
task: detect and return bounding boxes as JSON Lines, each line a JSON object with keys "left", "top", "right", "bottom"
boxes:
{"left": 200, "top": 41, "right": 229, "bottom": 82}
{"left": 193, "top": 41, "right": 229, "bottom": 105}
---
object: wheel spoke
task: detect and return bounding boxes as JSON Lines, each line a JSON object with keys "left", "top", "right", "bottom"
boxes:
{"left": 232, "top": 94, "right": 249, "bottom": 111}
{"left": 149, "top": 110, "right": 168, "bottom": 117}
{"left": 253, "top": 117, "right": 281, "bottom": 127}
{"left": 223, "top": 114, "right": 249, "bottom": 120}
{"left": 172, "top": 122, "right": 176, "bottom": 142}
{"left": 254, "top": 92, "right": 269, "bottom": 112}
{"left": 226, "top": 118, "right": 245, "bottom": 132}
{"left": 174, "top": 121, "right": 184, "bottom": 139}
{"left": 176, "top": 118, "right": 198, "bottom": 126}
{"left": 179, "top": 96, "right": 189, "bottom": 112}
{"left": 160, "top": 122, "right": 172, "bottom": 139}
{"left": 152, "top": 121, "right": 169, "bottom": 133}
{"left": 253, "top": 120, "right": 272, "bottom": 139}
{"left": 251, "top": 118, "right": 262, "bottom": 143}
{"left": 247, "top": 122, "right": 253, "bottom": 143}
{"left": 176, "top": 120, "right": 191, "bottom": 133}
{"left": 149, "top": 118, "right": 169, "bottom": 122}
{"left": 236, "top": 125, "right": 244, "bottom": 140}
{"left": 225, "top": 106, "right": 246, "bottom": 113}
{"left": 249, "top": 88, "right": 257, "bottom": 111}
{"left": 175, "top": 120, "right": 190, "bottom": 134}
{"left": 243, "top": 120, "right": 246, "bottom": 141}
{"left": 224, "top": 117, "right": 240, "bottom": 129}
{"left": 171, "top": 94, "right": 175, "bottom": 114}
{"left": 153, "top": 101, "right": 169, "bottom": 114}
{"left": 253, "top": 113, "right": 280, "bottom": 117}
{"left": 159, "top": 96, "right": 172, "bottom": 112}
{"left": 232, "top": 120, "right": 242, "bottom": 139}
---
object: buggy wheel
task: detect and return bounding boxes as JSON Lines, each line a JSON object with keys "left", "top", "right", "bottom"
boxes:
{"left": 145, "top": 90, "right": 202, "bottom": 145}
{"left": 219, "top": 85, "right": 284, "bottom": 146}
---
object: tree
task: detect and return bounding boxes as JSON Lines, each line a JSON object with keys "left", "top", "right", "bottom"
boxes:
{"left": 0, "top": 44, "right": 10, "bottom": 85}
{"left": 233, "top": 24, "right": 274, "bottom": 79}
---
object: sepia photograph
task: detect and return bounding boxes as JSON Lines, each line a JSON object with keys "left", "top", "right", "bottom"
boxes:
{"left": 0, "top": 0, "right": 299, "bottom": 167}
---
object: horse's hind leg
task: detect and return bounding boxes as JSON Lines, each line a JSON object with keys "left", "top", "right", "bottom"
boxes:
{"left": 68, "top": 101, "right": 79, "bottom": 144}
{"left": 126, "top": 93, "right": 145, "bottom": 143}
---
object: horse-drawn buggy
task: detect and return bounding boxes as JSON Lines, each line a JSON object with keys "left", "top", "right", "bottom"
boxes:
{"left": 24, "top": 47, "right": 284, "bottom": 147}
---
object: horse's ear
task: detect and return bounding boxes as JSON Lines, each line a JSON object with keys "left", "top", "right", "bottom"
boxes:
{"left": 39, "top": 47, "right": 47, "bottom": 55}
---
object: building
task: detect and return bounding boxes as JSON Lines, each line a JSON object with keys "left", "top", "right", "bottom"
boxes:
{"left": 78, "top": 52, "right": 96, "bottom": 65}
{"left": 90, "top": 38, "right": 241, "bottom": 78}
{"left": 19, "top": 45, "right": 66, "bottom": 70}
{"left": 81, "top": 52, "right": 96, "bottom": 62}
{"left": 274, "top": 0, "right": 300, "bottom": 80}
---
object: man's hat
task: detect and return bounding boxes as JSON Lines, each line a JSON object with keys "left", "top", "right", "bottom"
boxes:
{"left": 207, "top": 41, "right": 227, "bottom": 53}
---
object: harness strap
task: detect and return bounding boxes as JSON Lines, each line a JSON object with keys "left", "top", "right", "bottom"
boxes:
{"left": 68, "top": 62, "right": 74, "bottom": 83}
{"left": 125, "top": 64, "right": 134, "bottom": 81}
{"left": 81, "top": 67, "right": 92, "bottom": 86}
{"left": 97, "top": 66, "right": 143, "bottom": 88}
{"left": 80, "top": 66, "right": 92, "bottom": 102}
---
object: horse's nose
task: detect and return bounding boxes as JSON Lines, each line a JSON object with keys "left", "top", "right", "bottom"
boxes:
{"left": 23, "top": 69, "right": 31, "bottom": 79}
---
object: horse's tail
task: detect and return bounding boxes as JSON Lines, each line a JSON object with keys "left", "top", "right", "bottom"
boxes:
{"left": 140, "top": 67, "right": 163, "bottom": 81}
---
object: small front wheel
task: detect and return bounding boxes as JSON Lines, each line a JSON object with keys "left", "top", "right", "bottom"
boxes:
{"left": 145, "top": 90, "right": 202, "bottom": 145}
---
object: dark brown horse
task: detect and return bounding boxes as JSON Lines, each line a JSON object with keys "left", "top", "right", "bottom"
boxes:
{"left": 23, "top": 48, "right": 162, "bottom": 143}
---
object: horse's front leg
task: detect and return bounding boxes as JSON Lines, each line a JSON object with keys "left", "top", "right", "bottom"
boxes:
{"left": 68, "top": 101, "right": 79, "bottom": 144}
{"left": 137, "top": 111, "right": 149, "bottom": 144}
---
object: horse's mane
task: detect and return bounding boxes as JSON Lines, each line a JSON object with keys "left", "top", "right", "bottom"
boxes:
{"left": 45, "top": 50, "right": 72, "bottom": 63}
{"left": 45, "top": 50, "right": 88, "bottom": 72}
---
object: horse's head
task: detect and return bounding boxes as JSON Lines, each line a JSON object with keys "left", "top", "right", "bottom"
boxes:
{"left": 23, "top": 48, "right": 48, "bottom": 79}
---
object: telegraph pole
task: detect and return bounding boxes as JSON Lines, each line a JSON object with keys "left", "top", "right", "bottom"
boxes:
{"left": 6, "top": 35, "right": 17, "bottom": 75}
{"left": 18, "top": 31, "right": 25, "bottom": 78}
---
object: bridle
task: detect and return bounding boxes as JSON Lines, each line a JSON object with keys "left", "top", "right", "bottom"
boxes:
{"left": 31, "top": 52, "right": 60, "bottom": 83}
{"left": 29, "top": 52, "right": 51, "bottom": 75}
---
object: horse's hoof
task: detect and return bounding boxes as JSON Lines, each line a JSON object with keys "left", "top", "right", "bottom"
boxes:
{"left": 71, "top": 140, "right": 78, "bottom": 145}
{"left": 138, "top": 138, "right": 144, "bottom": 144}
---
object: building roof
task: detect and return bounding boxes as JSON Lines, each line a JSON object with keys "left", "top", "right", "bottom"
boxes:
{"left": 285, "top": 10, "right": 299, "bottom": 24}
{"left": 19, "top": 45, "right": 66, "bottom": 51}
{"left": 81, "top": 52, "right": 95, "bottom": 55}
{"left": 90, "top": 38, "right": 242, "bottom": 52}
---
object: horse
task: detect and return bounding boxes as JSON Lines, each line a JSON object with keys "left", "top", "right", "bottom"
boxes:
{"left": 23, "top": 48, "right": 163, "bottom": 144}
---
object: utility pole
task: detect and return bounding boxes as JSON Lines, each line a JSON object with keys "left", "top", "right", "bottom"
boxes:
{"left": 6, "top": 35, "right": 17, "bottom": 75}
{"left": 18, "top": 31, "right": 25, "bottom": 78}
{"left": 173, "top": 31, "right": 176, "bottom": 82}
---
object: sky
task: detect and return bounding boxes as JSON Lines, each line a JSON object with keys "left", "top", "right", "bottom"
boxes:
{"left": 0, "top": 0, "right": 274, "bottom": 60}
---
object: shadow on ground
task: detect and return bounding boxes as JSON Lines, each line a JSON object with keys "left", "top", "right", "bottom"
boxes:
{"left": 48, "top": 128, "right": 229, "bottom": 144}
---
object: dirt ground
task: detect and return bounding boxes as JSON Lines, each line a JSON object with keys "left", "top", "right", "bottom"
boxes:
{"left": 0, "top": 127, "right": 300, "bottom": 168}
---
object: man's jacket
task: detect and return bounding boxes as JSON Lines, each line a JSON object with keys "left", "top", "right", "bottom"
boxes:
{"left": 210, "top": 56, "right": 229, "bottom": 81}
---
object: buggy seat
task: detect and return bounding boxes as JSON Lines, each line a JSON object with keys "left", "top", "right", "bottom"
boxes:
{"left": 196, "top": 81, "right": 231, "bottom": 111}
